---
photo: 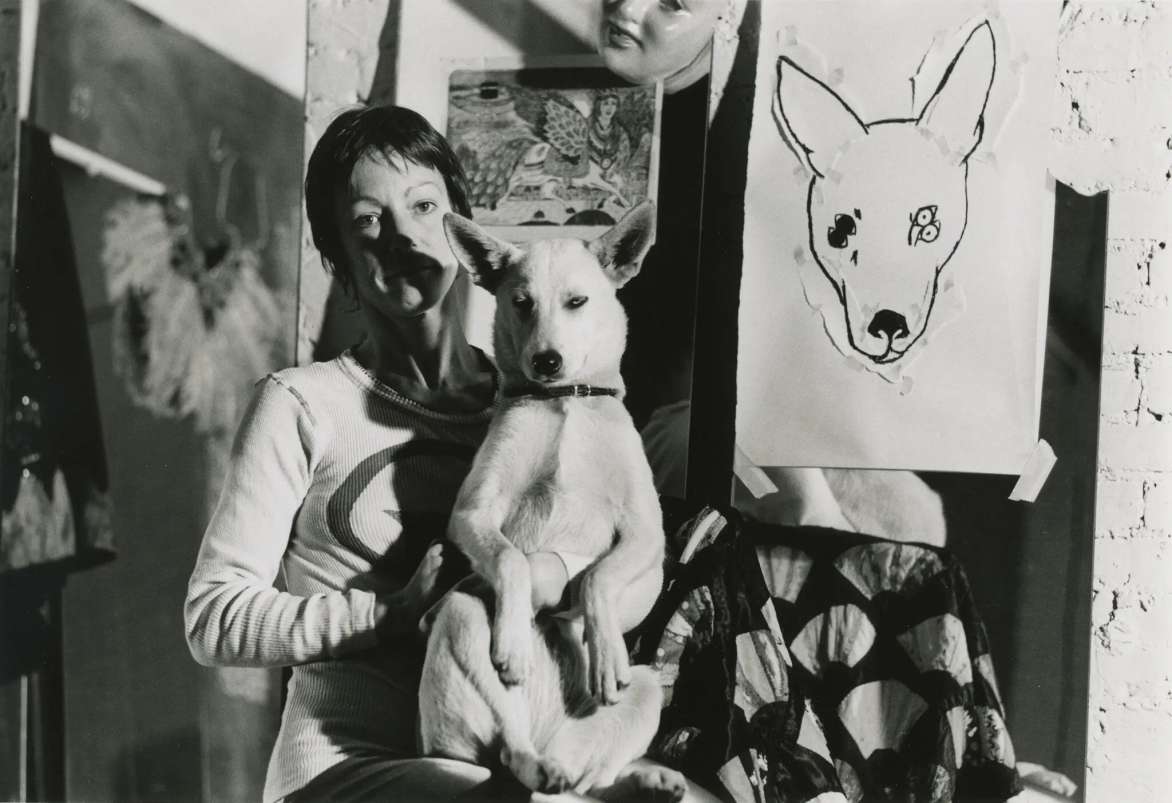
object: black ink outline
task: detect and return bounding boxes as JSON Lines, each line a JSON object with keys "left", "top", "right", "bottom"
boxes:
{"left": 776, "top": 22, "right": 997, "bottom": 366}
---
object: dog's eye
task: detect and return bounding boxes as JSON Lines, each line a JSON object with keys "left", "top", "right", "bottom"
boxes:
{"left": 566, "top": 296, "right": 588, "bottom": 310}
{"left": 828, "top": 213, "right": 856, "bottom": 249}
{"left": 908, "top": 205, "right": 941, "bottom": 246}
{"left": 512, "top": 296, "right": 534, "bottom": 316}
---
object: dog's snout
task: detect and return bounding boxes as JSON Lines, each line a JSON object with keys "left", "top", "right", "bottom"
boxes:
{"left": 531, "top": 350, "right": 562, "bottom": 378}
{"left": 867, "top": 309, "right": 910, "bottom": 342}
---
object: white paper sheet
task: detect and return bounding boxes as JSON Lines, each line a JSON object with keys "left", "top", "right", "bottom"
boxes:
{"left": 736, "top": 0, "right": 1057, "bottom": 473}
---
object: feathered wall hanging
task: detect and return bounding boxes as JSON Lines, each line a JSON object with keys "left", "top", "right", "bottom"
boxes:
{"left": 100, "top": 149, "right": 283, "bottom": 435}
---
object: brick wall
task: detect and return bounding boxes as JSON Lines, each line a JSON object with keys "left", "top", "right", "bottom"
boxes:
{"left": 1057, "top": 2, "right": 1172, "bottom": 799}
{"left": 302, "top": 1, "right": 1172, "bottom": 797}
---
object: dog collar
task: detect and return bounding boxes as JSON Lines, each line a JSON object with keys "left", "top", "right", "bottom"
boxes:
{"left": 502, "top": 384, "right": 621, "bottom": 401}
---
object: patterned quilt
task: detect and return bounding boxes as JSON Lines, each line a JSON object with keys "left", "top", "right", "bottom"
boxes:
{"left": 631, "top": 503, "right": 1022, "bottom": 803}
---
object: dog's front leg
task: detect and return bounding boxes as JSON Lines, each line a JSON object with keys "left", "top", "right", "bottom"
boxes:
{"left": 581, "top": 461, "right": 666, "bottom": 703}
{"left": 448, "top": 421, "right": 542, "bottom": 686}
{"left": 449, "top": 511, "right": 533, "bottom": 686}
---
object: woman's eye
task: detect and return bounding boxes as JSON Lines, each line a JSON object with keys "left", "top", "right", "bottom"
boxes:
{"left": 512, "top": 296, "right": 534, "bottom": 316}
{"left": 659, "top": 0, "right": 686, "bottom": 11}
{"left": 566, "top": 296, "right": 588, "bottom": 310}
{"left": 354, "top": 213, "right": 379, "bottom": 229}
{"left": 415, "top": 200, "right": 438, "bottom": 214}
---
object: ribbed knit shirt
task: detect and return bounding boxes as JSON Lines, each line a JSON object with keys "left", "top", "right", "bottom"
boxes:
{"left": 184, "top": 350, "right": 493, "bottom": 802}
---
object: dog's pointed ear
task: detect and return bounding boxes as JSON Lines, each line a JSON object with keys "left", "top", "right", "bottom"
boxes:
{"left": 775, "top": 56, "right": 868, "bottom": 178}
{"left": 588, "top": 200, "right": 656, "bottom": 288}
{"left": 443, "top": 213, "right": 520, "bottom": 293}
{"left": 916, "top": 22, "right": 996, "bottom": 163}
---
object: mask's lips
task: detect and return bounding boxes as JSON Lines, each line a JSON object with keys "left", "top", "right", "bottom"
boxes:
{"left": 603, "top": 20, "right": 641, "bottom": 48}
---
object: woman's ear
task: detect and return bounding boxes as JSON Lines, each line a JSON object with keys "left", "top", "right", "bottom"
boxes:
{"left": 443, "top": 213, "right": 520, "bottom": 293}
{"left": 588, "top": 200, "right": 657, "bottom": 288}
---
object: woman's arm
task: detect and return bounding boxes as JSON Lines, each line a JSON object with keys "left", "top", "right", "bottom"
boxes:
{"left": 185, "top": 376, "right": 384, "bottom": 667}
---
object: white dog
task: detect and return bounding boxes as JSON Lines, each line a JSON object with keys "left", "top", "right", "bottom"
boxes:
{"left": 419, "top": 202, "right": 685, "bottom": 799}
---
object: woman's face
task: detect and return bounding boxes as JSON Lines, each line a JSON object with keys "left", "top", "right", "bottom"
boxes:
{"left": 598, "top": 0, "right": 726, "bottom": 86}
{"left": 334, "top": 152, "right": 461, "bottom": 321}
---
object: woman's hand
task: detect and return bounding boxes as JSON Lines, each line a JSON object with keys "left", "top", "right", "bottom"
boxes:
{"left": 373, "top": 541, "right": 447, "bottom": 640}
{"left": 372, "top": 546, "right": 571, "bottom": 646}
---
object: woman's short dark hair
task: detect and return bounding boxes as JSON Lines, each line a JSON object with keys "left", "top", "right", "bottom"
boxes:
{"left": 304, "top": 105, "right": 472, "bottom": 295}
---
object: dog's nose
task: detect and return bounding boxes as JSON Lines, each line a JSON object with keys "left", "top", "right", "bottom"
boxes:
{"left": 531, "top": 350, "right": 563, "bottom": 378}
{"left": 867, "top": 310, "right": 910, "bottom": 342}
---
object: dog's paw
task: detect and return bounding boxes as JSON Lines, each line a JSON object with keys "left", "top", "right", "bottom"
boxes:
{"left": 584, "top": 609, "right": 631, "bottom": 704}
{"left": 501, "top": 746, "right": 573, "bottom": 793}
{"left": 626, "top": 766, "right": 688, "bottom": 802}
{"left": 491, "top": 607, "right": 533, "bottom": 686}
{"left": 604, "top": 764, "right": 684, "bottom": 801}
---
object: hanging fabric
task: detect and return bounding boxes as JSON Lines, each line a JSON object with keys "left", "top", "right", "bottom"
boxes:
{"left": 100, "top": 137, "right": 284, "bottom": 435}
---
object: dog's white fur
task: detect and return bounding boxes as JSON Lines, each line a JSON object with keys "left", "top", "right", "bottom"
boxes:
{"left": 419, "top": 202, "right": 683, "bottom": 797}
{"left": 775, "top": 22, "right": 996, "bottom": 365}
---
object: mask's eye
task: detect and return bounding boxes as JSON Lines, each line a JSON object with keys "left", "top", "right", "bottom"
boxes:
{"left": 913, "top": 205, "right": 937, "bottom": 227}
{"left": 566, "top": 296, "right": 588, "bottom": 310}
{"left": 917, "top": 222, "right": 940, "bottom": 243}
{"left": 512, "top": 295, "right": 534, "bottom": 317}
{"left": 827, "top": 213, "right": 857, "bottom": 249}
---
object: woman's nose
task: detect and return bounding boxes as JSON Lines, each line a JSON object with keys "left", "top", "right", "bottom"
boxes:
{"left": 385, "top": 230, "right": 413, "bottom": 252}
{"left": 382, "top": 213, "right": 418, "bottom": 251}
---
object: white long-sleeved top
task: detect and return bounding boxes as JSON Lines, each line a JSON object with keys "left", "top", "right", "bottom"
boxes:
{"left": 184, "top": 350, "right": 493, "bottom": 802}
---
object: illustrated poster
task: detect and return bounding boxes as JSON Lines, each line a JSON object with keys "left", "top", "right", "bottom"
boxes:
{"left": 446, "top": 61, "right": 661, "bottom": 242}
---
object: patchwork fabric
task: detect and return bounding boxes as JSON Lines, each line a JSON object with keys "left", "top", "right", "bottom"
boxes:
{"left": 633, "top": 503, "right": 1021, "bottom": 802}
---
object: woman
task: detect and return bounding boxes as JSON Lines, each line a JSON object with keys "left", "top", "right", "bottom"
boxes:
{"left": 184, "top": 105, "right": 591, "bottom": 802}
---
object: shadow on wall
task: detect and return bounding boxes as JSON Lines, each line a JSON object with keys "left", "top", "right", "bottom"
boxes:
{"left": 923, "top": 183, "right": 1106, "bottom": 794}
{"left": 111, "top": 728, "right": 202, "bottom": 803}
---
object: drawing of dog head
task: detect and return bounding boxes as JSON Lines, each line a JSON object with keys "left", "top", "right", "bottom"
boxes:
{"left": 444, "top": 201, "right": 656, "bottom": 389}
{"left": 775, "top": 22, "right": 996, "bottom": 365}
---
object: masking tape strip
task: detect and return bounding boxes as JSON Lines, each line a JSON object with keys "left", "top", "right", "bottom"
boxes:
{"left": 734, "top": 444, "right": 779, "bottom": 499}
{"left": 1009, "top": 439, "right": 1057, "bottom": 502}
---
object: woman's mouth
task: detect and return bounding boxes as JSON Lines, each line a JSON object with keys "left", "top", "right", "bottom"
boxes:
{"left": 603, "top": 20, "right": 641, "bottom": 49}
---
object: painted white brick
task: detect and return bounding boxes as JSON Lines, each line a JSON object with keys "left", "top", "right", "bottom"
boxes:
{"left": 1100, "top": 419, "right": 1172, "bottom": 472}
{"left": 1149, "top": 242, "right": 1172, "bottom": 298}
{"left": 1102, "top": 240, "right": 1155, "bottom": 303}
{"left": 1094, "top": 473, "right": 1146, "bottom": 533}
{"left": 1145, "top": 354, "right": 1172, "bottom": 416}
{"left": 1104, "top": 190, "right": 1172, "bottom": 241}
{"left": 1145, "top": 477, "right": 1172, "bottom": 528}
{"left": 1099, "top": 363, "right": 1141, "bottom": 422}
{"left": 1086, "top": 706, "right": 1172, "bottom": 802}
{"left": 1102, "top": 304, "right": 1172, "bottom": 356}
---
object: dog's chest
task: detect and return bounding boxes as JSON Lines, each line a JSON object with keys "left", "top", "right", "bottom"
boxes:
{"left": 505, "top": 402, "right": 630, "bottom": 555}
